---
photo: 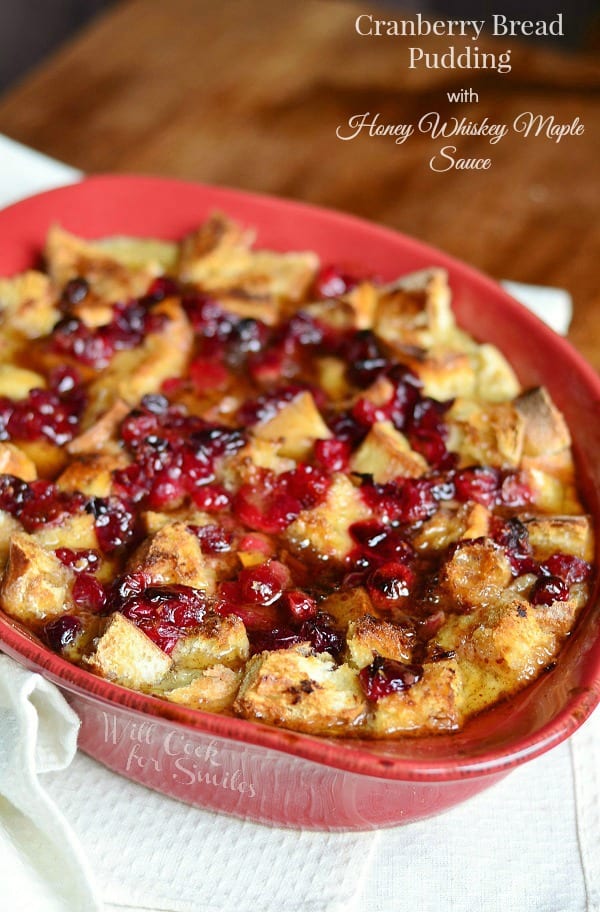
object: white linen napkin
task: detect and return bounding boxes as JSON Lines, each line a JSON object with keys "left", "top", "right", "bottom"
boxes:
{"left": 0, "top": 134, "right": 598, "bottom": 912}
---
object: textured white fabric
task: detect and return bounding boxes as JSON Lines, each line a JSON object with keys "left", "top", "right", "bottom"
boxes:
{"left": 0, "top": 135, "right": 598, "bottom": 912}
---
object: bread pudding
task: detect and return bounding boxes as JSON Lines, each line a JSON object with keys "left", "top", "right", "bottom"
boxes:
{"left": 0, "top": 214, "right": 593, "bottom": 736}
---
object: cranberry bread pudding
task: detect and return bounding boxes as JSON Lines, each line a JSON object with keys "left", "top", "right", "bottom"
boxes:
{"left": 0, "top": 215, "right": 593, "bottom": 736}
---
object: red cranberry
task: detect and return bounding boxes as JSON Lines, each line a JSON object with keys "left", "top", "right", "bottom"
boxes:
{"left": 72, "top": 573, "right": 106, "bottom": 612}
{"left": 343, "top": 331, "right": 389, "bottom": 388}
{"left": 314, "top": 264, "right": 361, "bottom": 298}
{"left": 61, "top": 277, "right": 89, "bottom": 307}
{"left": 189, "top": 357, "right": 230, "bottom": 393}
{"left": 350, "top": 521, "right": 414, "bottom": 565}
{"left": 117, "top": 585, "right": 208, "bottom": 653}
{"left": 454, "top": 466, "right": 501, "bottom": 508}
{"left": 359, "top": 655, "right": 423, "bottom": 700}
{"left": 0, "top": 474, "right": 33, "bottom": 515}
{"left": 499, "top": 471, "right": 532, "bottom": 508}
{"left": 284, "top": 590, "right": 318, "bottom": 621}
{"left": 56, "top": 548, "right": 102, "bottom": 573}
{"left": 233, "top": 480, "right": 300, "bottom": 534}
{"left": 541, "top": 553, "right": 591, "bottom": 585}
{"left": 19, "top": 482, "right": 85, "bottom": 533}
{"left": 238, "top": 533, "right": 275, "bottom": 557}
{"left": 298, "top": 613, "right": 344, "bottom": 657}
{"left": 530, "top": 575, "right": 570, "bottom": 606}
{"left": 314, "top": 438, "right": 351, "bottom": 472}
{"left": 367, "top": 562, "right": 415, "bottom": 604}
{"left": 239, "top": 561, "right": 291, "bottom": 606}
{"left": 190, "top": 484, "right": 231, "bottom": 512}
{"left": 43, "top": 615, "right": 82, "bottom": 652}
{"left": 283, "top": 464, "right": 330, "bottom": 509}
{"left": 361, "top": 479, "right": 437, "bottom": 524}
{"left": 87, "top": 497, "right": 137, "bottom": 553}
{"left": 189, "top": 523, "right": 232, "bottom": 553}
{"left": 250, "top": 626, "right": 302, "bottom": 653}
{"left": 146, "top": 276, "right": 179, "bottom": 301}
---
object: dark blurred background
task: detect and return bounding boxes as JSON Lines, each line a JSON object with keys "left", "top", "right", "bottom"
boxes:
{"left": 0, "top": 0, "right": 598, "bottom": 92}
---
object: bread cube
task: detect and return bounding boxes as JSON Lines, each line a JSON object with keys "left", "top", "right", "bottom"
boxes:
{"left": 320, "top": 586, "right": 375, "bottom": 626}
{"left": 474, "top": 344, "right": 521, "bottom": 402}
{"left": 83, "top": 612, "right": 172, "bottom": 689}
{"left": 157, "top": 664, "right": 241, "bottom": 712}
{"left": 523, "top": 515, "right": 593, "bottom": 562}
{"left": 1, "top": 532, "right": 74, "bottom": 623}
{"left": 374, "top": 268, "right": 454, "bottom": 349}
{"left": 0, "top": 365, "right": 46, "bottom": 400}
{"left": 367, "top": 659, "right": 462, "bottom": 735}
{"left": 350, "top": 421, "right": 427, "bottom": 481}
{"left": 448, "top": 399, "right": 524, "bottom": 468}
{"left": 346, "top": 616, "right": 415, "bottom": 668}
{"left": 0, "top": 511, "right": 22, "bottom": 570}
{"left": 253, "top": 391, "right": 331, "bottom": 460}
{"left": 401, "top": 349, "right": 476, "bottom": 401}
{"left": 128, "top": 522, "right": 216, "bottom": 593}
{"left": 515, "top": 387, "right": 570, "bottom": 457}
{"left": 67, "top": 398, "right": 130, "bottom": 454}
{"left": 57, "top": 452, "right": 130, "bottom": 497}
{"left": 170, "top": 614, "right": 249, "bottom": 670}
{"left": 0, "top": 270, "right": 59, "bottom": 338}
{"left": 414, "top": 502, "right": 491, "bottom": 552}
{"left": 440, "top": 539, "right": 512, "bottom": 610}
{"left": 285, "top": 474, "right": 371, "bottom": 563}
{"left": 0, "top": 442, "right": 37, "bottom": 481}
{"left": 234, "top": 644, "right": 366, "bottom": 734}
{"left": 34, "top": 513, "right": 98, "bottom": 551}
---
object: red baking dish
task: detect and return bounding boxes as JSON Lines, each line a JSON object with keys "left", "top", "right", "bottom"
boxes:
{"left": 0, "top": 175, "right": 599, "bottom": 830}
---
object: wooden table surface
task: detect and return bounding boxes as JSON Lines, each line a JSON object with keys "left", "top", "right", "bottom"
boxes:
{"left": 0, "top": 0, "right": 598, "bottom": 367}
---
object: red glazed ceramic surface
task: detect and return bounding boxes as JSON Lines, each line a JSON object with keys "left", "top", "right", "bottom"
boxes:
{"left": 0, "top": 175, "right": 598, "bottom": 830}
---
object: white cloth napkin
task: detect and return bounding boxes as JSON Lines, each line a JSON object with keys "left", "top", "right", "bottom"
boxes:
{"left": 0, "top": 134, "right": 598, "bottom": 912}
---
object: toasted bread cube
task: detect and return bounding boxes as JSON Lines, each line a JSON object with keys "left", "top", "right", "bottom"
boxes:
{"left": 178, "top": 214, "right": 318, "bottom": 303}
{"left": 128, "top": 522, "right": 216, "bottom": 593}
{"left": 350, "top": 421, "right": 427, "bottom": 481}
{"left": 523, "top": 515, "right": 593, "bottom": 562}
{"left": 523, "top": 464, "right": 581, "bottom": 515}
{"left": 222, "top": 438, "right": 294, "bottom": 489}
{"left": 414, "top": 502, "right": 491, "bottom": 552}
{"left": 285, "top": 474, "right": 371, "bottom": 563}
{"left": 45, "top": 225, "right": 167, "bottom": 302}
{"left": 402, "top": 349, "right": 476, "bottom": 401}
{"left": 86, "top": 298, "right": 192, "bottom": 420}
{"left": 342, "top": 281, "right": 379, "bottom": 329}
{"left": 448, "top": 399, "right": 524, "bottom": 468}
{"left": 367, "top": 660, "right": 462, "bottom": 735}
{"left": 0, "top": 365, "right": 46, "bottom": 399}
{"left": 253, "top": 391, "right": 331, "bottom": 460}
{"left": 320, "top": 586, "right": 375, "bottom": 626}
{"left": 0, "top": 443, "right": 37, "bottom": 481}
{"left": 34, "top": 513, "right": 98, "bottom": 551}
{"left": 158, "top": 664, "right": 241, "bottom": 712}
{"left": 57, "top": 452, "right": 129, "bottom": 496}
{"left": 0, "top": 271, "right": 59, "bottom": 338}
{"left": 67, "top": 399, "right": 130, "bottom": 454}
{"left": 14, "top": 439, "right": 67, "bottom": 477}
{"left": 474, "top": 344, "right": 521, "bottom": 402}
{"left": 315, "top": 357, "right": 349, "bottom": 400}
{"left": 515, "top": 387, "right": 570, "bottom": 457}
{"left": 1, "top": 532, "right": 74, "bottom": 623}
{"left": 95, "top": 235, "right": 177, "bottom": 272}
{"left": 374, "top": 268, "right": 453, "bottom": 348}
{"left": 440, "top": 539, "right": 512, "bottom": 610}
{"left": 0, "top": 511, "right": 22, "bottom": 569}
{"left": 170, "top": 614, "right": 249, "bottom": 670}
{"left": 234, "top": 644, "right": 366, "bottom": 734}
{"left": 84, "top": 612, "right": 172, "bottom": 689}
{"left": 347, "top": 616, "right": 415, "bottom": 668}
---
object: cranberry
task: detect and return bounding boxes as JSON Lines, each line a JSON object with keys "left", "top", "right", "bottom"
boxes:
{"left": 492, "top": 518, "right": 538, "bottom": 576}
{"left": 146, "top": 276, "right": 179, "bottom": 301}
{"left": 326, "top": 411, "right": 367, "bottom": 447}
{"left": 140, "top": 393, "right": 169, "bottom": 415}
{"left": 239, "top": 561, "right": 291, "bottom": 606}
{"left": 284, "top": 590, "right": 318, "bottom": 621}
{"left": 359, "top": 655, "right": 423, "bottom": 700}
{"left": 87, "top": 497, "right": 137, "bottom": 553}
{"left": 454, "top": 466, "right": 501, "bottom": 508}
{"left": 19, "top": 482, "right": 84, "bottom": 533}
{"left": 250, "top": 626, "right": 302, "bottom": 653}
{"left": 298, "top": 613, "right": 344, "bottom": 657}
{"left": 189, "top": 357, "right": 230, "bottom": 393}
{"left": 362, "top": 479, "right": 437, "bottom": 524}
{"left": 541, "top": 553, "right": 591, "bottom": 585}
{"left": 72, "top": 573, "right": 107, "bottom": 612}
{"left": 189, "top": 523, "right": 232, "bottom": 553}
{"left": 117, "top": 585, "right": 208, "bottom": 653}
{"left": 0, "top": 474, "right": 33, "bottom": 514}
{"left": 56, "top": 548, "right": 102, "bottom": 573}
{"left": 499, "top": 471, "right": 532, "bottom": 508}
{"left": 350, "top": 521, "right": 414, "bottom": 565}
{"left": 367, "top": 562, "right": 415, "bottom": 604}
{"left": 236, "top": 385, "right": 305, "bottom": 427}
{"left": 0, "top": 379, "right": 85, "bottom": 447}
{"left": 43, "top": 615, "right": 82, "bottom": 652}
{"left": 233, "top": 480, "right": 300, "bottom": 534}
{"left": 343, "top": 331, "right": 389, "bottom": 388}
{"left": 314, "top": 438, "right": 351, "bottom": 472}
{"left": 314, "top": 264, "right": 361, "bottom": 298}
{"left": 530, "top": 575, "right": 570, "bottom": 606}
{"left": 283, "top": 464, "right": 330, "bottom": 509}
{"left": 61, "top": 277, "right": 89, "bottom": 307}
